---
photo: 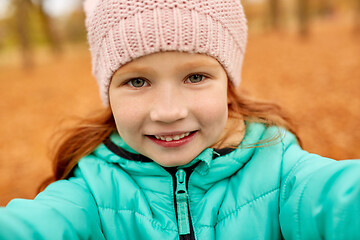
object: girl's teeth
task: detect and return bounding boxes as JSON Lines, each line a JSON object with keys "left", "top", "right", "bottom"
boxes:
{"left": 155, "top": 132, "right": 191, "bottom": 141}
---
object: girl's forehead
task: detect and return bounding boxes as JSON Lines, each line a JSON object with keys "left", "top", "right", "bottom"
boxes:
{"left": 114, "top": 51, "right": 223, "bottom": 75}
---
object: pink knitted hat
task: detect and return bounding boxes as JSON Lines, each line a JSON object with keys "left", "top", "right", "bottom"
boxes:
{"left": 84, "top": 0, "right": 248, "bottom": 105}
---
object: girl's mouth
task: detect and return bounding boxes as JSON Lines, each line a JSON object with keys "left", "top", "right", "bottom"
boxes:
{"left": 154, "top": 132, "right": 191, "bottom": 141}
{"left": 147, "top": 131, "right": 198, "bottom": 148}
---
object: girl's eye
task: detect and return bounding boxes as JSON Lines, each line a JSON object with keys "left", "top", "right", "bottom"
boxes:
{"left": 127, "top": 78, "right": 148, "bottom": 88}
{"left": 187, "top": 74, "right": 205, "bottom": 83}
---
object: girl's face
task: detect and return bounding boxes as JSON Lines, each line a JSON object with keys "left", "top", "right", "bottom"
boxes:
{"left": 109, "top": 51, "right": 228, "bottom": 167}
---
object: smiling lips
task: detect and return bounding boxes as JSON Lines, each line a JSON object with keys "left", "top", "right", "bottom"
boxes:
{"left": 148, "top": 131, "right": 197, "bottom": 148}
{"left": 154, "top": 132, "right": 191, "bottom": 141}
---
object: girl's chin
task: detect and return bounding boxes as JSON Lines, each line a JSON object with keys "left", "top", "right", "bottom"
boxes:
{"left": 152, "top": 158, "right": 194, "bottom": 167}
{"left": 147, "top": 151, "right": 200, "bottom": 167}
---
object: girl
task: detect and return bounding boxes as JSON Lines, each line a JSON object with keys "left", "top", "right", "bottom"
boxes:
{"left": 1, "top": 0, "right": 359, "bottom": 239}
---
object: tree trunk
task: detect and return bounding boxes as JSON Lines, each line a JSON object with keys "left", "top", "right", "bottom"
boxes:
{"left": 14, "top": 0, "right": 33, "bottom": 69}
{"left": 37, "top": 0, "right": 62, "bottom": 55}
{"left": 355, "top": 0, "right": 360, "bottom": 35}
{"left": 269, "top": 0, "right": 280, "bottom": 30}
{"left": 298, "top": 0, "right": 310, "bottom": 37}
{"left": 319, "top": 0, "right": 333, "bottom": 16}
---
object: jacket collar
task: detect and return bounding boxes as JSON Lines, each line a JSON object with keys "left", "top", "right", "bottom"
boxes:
{"left": 93, "top": 122, "right": 269, "bottom": 175}
{"left": 103, "top": 135, "right": 235, "bottom": 165}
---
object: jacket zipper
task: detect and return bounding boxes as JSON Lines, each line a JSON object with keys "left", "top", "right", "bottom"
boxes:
{"left": 166, "top": 166, "right": 197, "bottom": 240}
{"left": 175, "top": 169, "right": 191, "bottom": 236}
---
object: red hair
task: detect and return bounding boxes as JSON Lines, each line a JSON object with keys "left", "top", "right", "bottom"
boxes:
{"left": 216, "top": 83, "right": 301, "bottom": 148}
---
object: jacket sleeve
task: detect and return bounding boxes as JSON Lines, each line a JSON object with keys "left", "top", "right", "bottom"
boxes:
{"left": 0, "top": 169, "right": 105, "bottom": 240}
{"left": 279, "top": 132, "right": 360, "bottom": 239}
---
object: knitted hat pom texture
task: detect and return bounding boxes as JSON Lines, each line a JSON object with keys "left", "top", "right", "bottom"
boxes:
{"left": 84, "top": 0, "right": 248, "bottom": 106}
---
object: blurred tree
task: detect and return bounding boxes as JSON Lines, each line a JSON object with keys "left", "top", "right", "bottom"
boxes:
{"left": 355, "top": 0, "right": 360, "bottom": 34}
{"left": 14, "top": 0, "right": 33, "bottom": 68}
{"left": 319, "top": 0, "right": 334, "bottom": 16}
{"left": 34, "top": 0, "right": 62, "bottom": 55}
{"left": 9, "top": 0, "right": 63, "bottom": 68}
{"left": 298, "top": 0, "right": 310, "bottom": 37}
{"left": 269, "top": 0, "right": 280, "bottom": 30}
{"left": 64, "top": 10, "right": 87, "bottom": 43}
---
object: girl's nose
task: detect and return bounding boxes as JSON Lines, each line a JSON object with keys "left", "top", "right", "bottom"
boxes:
{"left": 150, "top": 87, "right": 188, "bottom": 123}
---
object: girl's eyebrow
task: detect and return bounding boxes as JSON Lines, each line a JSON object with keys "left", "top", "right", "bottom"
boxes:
{"left": 177, "top": 61, "right": 220, "bottom": 70}
{"left": 114, "top": 61, "right": 219, "bottom": 76}
{"left": 113, "top": 66, "right": 156, "bottom": 77}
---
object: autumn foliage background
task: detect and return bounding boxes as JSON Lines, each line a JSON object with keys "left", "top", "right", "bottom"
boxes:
{"left": 0, "top": 0, "right": 359, "bottom": 206}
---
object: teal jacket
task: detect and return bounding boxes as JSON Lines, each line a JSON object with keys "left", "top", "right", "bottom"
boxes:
{"left": 0, "top": 122, "right": 359, "bottom": 239}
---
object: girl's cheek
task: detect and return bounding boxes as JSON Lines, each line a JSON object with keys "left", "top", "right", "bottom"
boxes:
{"left": 198, "top": 98, "right": 228, "bottom": 124}
{"left": 112, "top": 101, "right": 141, "bottom": 130}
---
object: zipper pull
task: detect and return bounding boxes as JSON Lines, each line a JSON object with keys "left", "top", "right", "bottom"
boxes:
{"left": 175, "top": 169, "right": 190, "bottom": 235}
